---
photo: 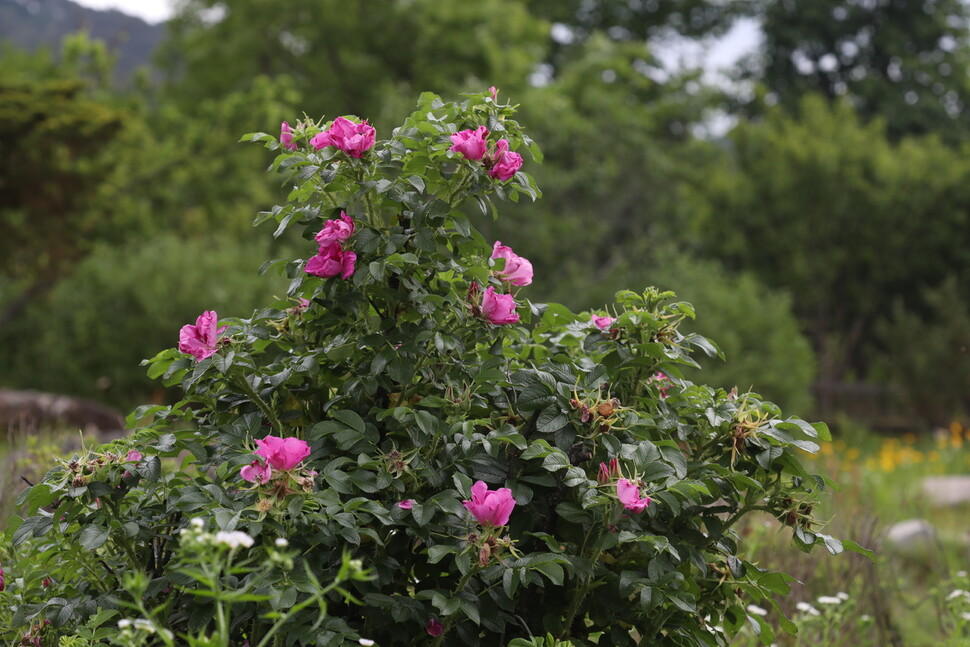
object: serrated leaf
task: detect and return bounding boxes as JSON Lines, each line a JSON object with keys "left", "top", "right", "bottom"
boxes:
{"left": 541, "top": 450, "right": 570, "bottom": 472}
{"left": 78, "top": 525, "right": 110, "bottom": 551}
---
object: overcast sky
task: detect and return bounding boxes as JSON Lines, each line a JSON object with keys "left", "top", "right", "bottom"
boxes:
{"left": 72, "top": 0, "right": 172, "bottom": 23}
{"left": 71, "top": 0, "right": 761, "bottom": 74}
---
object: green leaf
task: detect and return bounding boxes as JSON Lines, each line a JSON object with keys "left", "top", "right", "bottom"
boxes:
{"left": 541, "top": 450, "right": 570, "bottom": 472}
{"left": 78, "top": 525, "right": 110, "bottom": 551}
{"left": 536, "top": 405, "right": 568, "bottom": 433}
{"left": 136, "top": 456, "right": 162, "bottom": 482}
{"left": 333, "top": 410, "right": 366, "bottom": 434}
{"left": 428, "top": 544, "right": 455, "bottom": 564}
{"left": 757, "top": 572, "right": 795, "bottom": 596}
{"left": 532, "top": 561, "right": 564, "bottom": 586}
{"left": 842, "top": 539, "right": 876, "bottom": 561}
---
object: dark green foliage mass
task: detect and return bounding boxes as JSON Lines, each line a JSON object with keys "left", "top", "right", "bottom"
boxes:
{"left": 749, "top": 0, "right": 970, "bottom": 141}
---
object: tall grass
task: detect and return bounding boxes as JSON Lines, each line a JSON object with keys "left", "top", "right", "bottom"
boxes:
{"left": 733, "top": 421, "right": 970, "bottom": 646}
{"left": 0, "top": 422, "right": 90, "bottom": 522}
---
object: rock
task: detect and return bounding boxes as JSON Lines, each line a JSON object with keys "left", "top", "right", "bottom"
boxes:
{"left": 884, "top": 519, "right": 938, "bottom": 555}
{"left": 0, "top": 389, "right": 125, "bottom": 436}
{"left": 922, "top": 476, "right": 970, "bottom": 507}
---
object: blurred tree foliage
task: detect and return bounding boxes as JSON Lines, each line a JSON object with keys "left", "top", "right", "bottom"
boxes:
{"left": 692, "top": 95, "right": 970, "bottom": 387}
{"left": 748, "top": 0, "right": 970, "bottom": 140}
{"left": 157, "top": 0, "right": 548, "bottom": 133}
{"left": 873, "top": 276, "right": 970, "bottom": 426}
{"left": 3, "top": 235, "right": 286, "bottom": 408}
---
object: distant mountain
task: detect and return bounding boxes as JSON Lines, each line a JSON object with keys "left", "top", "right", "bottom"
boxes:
{"left": 0, "top": 0, "right": 163, "bottom": 81}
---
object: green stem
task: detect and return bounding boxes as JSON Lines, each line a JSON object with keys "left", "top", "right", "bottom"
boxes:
{"left": 236, "top": 375, "right": 284, "bottom": 436}
{"left": 216, "top": 599, "right": 229, "bottom": 647}
{"left": 448, "top": 167, "right": 473, "bottom": 209}
{"left": 105, "top": 497, "right": 142, "bottom": 570}
{"left": 255, "top": 578, "right": 342, "bottom": 647}
{"left": 398, "top": 352, "right": 433, "bottom": 408}
{"left": 355, "top": 165, "right": 381, "bottom": 229}
{"left": 431, "top": 567, "right": 478, "bottom": 646}
{"left": 560, "top": 545, "right": 602, "bottom": 640}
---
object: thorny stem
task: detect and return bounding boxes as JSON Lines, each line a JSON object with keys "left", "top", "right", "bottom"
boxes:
{"left": 236, "top": 375, "right": 284, "bottom": 436}
{"left": 105, "top": 497, "right": 142, "bottom": 571}
{"left": 431, "top": 567, "right": 478, "bottom": 646}
{"left": 448, "top": 167, "right": 473, "bottom": 209}
{"left": 560, "top": 545, "right": 604, "bottom": 640}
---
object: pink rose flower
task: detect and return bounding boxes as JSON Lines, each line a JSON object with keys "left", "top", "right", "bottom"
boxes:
{"left": 616, "top": 478, "right": 650, "bottom": 513}
{"left": 489, "top": 138, "right": 523, "bottom": 181}
{"left": 240, "top": 459, "right": 272, "bottom": 484}
{"left": 310, "top": 116, "right": 376, "bottom": 158}
{"left": 306, "top": 244, "right": 356, "bottom": 280}
{"left": 491, "top": 241, "right": 533, "bottom": 286}
{"left": 426, "top": 618, "right": 443, "bottom": 637}
{"left": 0, "top": 564, "right": 4, "bottom": 592}
{"left": 481, "top": 286, "right": 519, "bottom": 325}
{"left": 125, "top": 450, "right": 143, "bottom": 462}
{"left": 450, "top": 125, "right": 489, "bottom": 160}
{"left": 462, "top": 480, "right": 516, "bottom": 527}
{"left": 178, "top": 310, "right": 228, "bottom": 361}
{"left": 398, "top": 499, "right": 414, "bottom": 510}
{"left": 593, "top": 315, "right": 615, "bottom": 331}
{"left": 254, "top": 435, "right": 311, "bottom": 471}
{"left": 280, "top": 121, "right": 297, "bottom": 151}
{"left": 314, "top": 211, "right": 355, "bottom": 248}
{"left": 489, "top": 86, "right": 498, "bottom": 102}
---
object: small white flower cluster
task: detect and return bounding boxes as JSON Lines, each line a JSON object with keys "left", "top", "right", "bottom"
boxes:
{"left": 214, "top": 530, "right": 255, "bottom": 549}
{"left": 746, "top": 604, "right": 769, "bottom": 617}
{"left": 796, "top": 591, "right": 849, "bottom": 618}
{"left": 117, "top": 618, "right": 173, "bottom": 640}
{"left": 947, "top": 589, "right": 970, "bottom": 601}
{"left": 359, "top": 639, "right": 376, "bottom": 646}
{"left": 118, "top": 618, "right": 156, "bottom": 633}
{"left": 179, "top": 518, "right": 255, "bottom": 550}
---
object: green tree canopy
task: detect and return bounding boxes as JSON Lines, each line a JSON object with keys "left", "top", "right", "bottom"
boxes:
{"left": 159, "top": 0, "right": 548, "bottom": 133}
{"left": 693, "top": 95, "right": 970, "bottom": 384}
{"left": 748, "top": 0, "right": 970, "bottom": 140}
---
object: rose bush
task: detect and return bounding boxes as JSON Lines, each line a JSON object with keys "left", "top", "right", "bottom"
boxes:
{"left": 1, "top": 91, "right": 866, "bottom": 646}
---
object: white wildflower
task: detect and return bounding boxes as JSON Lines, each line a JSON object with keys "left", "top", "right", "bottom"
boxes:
{"left": 817, "top": 595, "right": 842, "bottom": 605}
{"left": 746, "top": 604, "right": 769, "bottom": 617}
{"left": 132, "top": 619, "right": 156, "bottom": 633}
{"left": 214, "top": 530, "right": 255, "bottom": 549}
{"left": 837, "top": 591, "right": 849, "bottom": 601}
{"left": 359, "top": 640, "right": 376, "bottom": 646}
{"left": 190, "top": 517, "right": 205, "bottom": 529}
{"left": 796, "top": 602, "right": 821, "bottom": 616}
{"left": 948, "top": 589, "right": 970, "bottom": 600}
{"left": 958, "top": 571, "right": 968, "bottom": 578}
{"left": 861, "top": 614, "right": 872, "bottom": 622}
{"left": 118, "top": 619, "right": 132, "bottom": 629}
{"left": 275, "top": 537, "right": 289, "bottom": 548}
